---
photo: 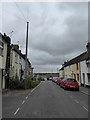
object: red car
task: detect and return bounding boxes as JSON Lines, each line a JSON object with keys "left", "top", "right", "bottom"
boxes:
{"left": 60, "top": 79, "right": 67, "bottom": 88}
{"left": 56, "top": 78, "right": 62, "bottom": 85}
{"left": 58, "top": 77, "right": 64, "bottom": 86}
{"left": 61, "top": 78, "right": 79, "bottom": 91}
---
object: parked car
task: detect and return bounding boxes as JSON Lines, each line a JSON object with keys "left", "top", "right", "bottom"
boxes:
{"left": 40, "top": 77, "right": 45, "bottom": 81}
{"left": 61, "top": 78, "right": 79, "bottom": 91}
{"left": 56, "top": 77, "right": 63, "bottom": 86}
{"left": 49, "top": 76, "right": 53, "bottom": 81}
{"left": 58, "top": 77, "right": 64, "bottom": 86}
{"left": 60, "top": 78, "right": 67, "bottom": 88}
{"left": 52, "top": 77, "right": 58, "bottom": 83}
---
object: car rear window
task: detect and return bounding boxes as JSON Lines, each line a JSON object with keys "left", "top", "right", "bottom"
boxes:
{"left": 67, "top": 78, "right": 77, "bottom": 82}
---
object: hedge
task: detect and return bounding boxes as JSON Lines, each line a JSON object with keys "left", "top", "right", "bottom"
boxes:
{"left": 9, "top": 77, "right": 40, "bottom": 89}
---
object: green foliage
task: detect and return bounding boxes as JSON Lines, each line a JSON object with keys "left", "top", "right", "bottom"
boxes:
{"left": 26, "top": 77, "right": 40, "bottom": 89}
{"left": 9, "top": 76, "right": 40, "bottom": 90}
{"left": 9, "top": 77, "right": 25, "bottom": 89}
{"left": 31, "top": 80, "right": 40, "bottom": 88}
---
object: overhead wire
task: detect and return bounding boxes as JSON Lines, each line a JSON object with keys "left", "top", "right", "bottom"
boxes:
{"left": 27, "top": 3, "right": 30, "bottom": 22}
{"left": 14, "top": 2, "right": 27, "bottom": 22}
{"left": 3, "top": 9, "right": 26, "bottom": 23}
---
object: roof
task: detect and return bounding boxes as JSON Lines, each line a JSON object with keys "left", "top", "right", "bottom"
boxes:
{"left": 11, "top": 44, "right": 31, "bottom": 65}
{"left": 0, "top": 32, "right": 11, "bottom": 44}
{"left": 64, "top": 51, "right": 89, "bottom": 67}
{"left": 59, "top": 67, "right": 64, "bottom": 71}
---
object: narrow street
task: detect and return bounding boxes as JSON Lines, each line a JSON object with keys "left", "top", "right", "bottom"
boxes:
{"left": 2, "top": 81, "right": 88, "bottom": 118}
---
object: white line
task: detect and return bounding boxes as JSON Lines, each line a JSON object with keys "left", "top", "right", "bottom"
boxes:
{"left": 22, "top": 100, "right": 25, "bottom": 104}
{"left": 83, "top": 106, "right": 88, "bottom": 112}
{"left": 31, "top": 82, "right": 41, "bottom": 93}
{"left": 74, "top": 99, "right": 79, "bottom": 104}
{"left": 70, "top": 95, "right": 73, "bottom": 98}
{"left": 26, "top": 96, "right": 28, "bottom": 99}
{"left": 14, "top": 107, "right": 20, "bottom": 115}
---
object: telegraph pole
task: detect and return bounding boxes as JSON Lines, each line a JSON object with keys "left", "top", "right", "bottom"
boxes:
{"left": 25, "top": 21, "right": 29, "bottom": 89}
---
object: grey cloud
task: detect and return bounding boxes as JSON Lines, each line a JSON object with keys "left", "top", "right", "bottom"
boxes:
{"left": 1, "top": 2, "right": 88, "bottom": 72}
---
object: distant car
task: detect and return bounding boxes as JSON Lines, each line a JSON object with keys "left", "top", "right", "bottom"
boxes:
{"left": 52, "top": 77, "right": 58, "bottom": 83}
{"left": 61, "top": 78, "right": 79, "bottom": 91}
{"left": 60, "top": 78, "right": 66, "bottom": 87}
{"left": 49, "top": 76, "right": 53, "bottom": 80}
{"left": 40, "top": 77, "right": 45, "bottom": 81}
{"left": 44, "top": 78, "right": 47, "bottom": 81}
{"left": 56, "top": 77, "right": 64, "bottom": 86}
{"left": 58, "top": 77, "right": 64, "bottom": 86}
{"left": 56, "top": 79, "right": 60, "bottom": 85}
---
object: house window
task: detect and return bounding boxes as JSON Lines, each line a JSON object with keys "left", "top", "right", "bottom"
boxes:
{"left": 0, "top": 48, "right": 3, "bottom": 56}
{"left": 0, "top": 41, "right": 4, "bottom": 48}
{"left": 76, "top": 63, "right": 79, "bottom": 70}
{"left": 74, "top": 74, "right": 76, "bottom": 80}
{"left": 82, "top": 73, "right": 85, "bottom": 85}
{"left": 87, "top": 73, "right": 90, "bottom": 82}
{"left": 0, "top": 41, "right": 4, "bottom": 56}
{"left": 15, "top": 52, "right": 18, "bottom": 63}
{"left": 77, "top": 74, "right": 79, "bottom": 81}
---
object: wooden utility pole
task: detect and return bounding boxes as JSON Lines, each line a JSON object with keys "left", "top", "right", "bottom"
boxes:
{"left": 25, "top": 21, "right": 29, "bottom": 89}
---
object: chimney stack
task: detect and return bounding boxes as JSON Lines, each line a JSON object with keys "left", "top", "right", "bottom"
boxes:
{"left": 86, "top": 42, "right": 90, "bottom": 58}
{"left": 13, "top": 44, "right": 19, "bottom": 50}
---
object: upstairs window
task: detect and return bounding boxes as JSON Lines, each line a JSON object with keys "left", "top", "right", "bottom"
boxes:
{"left": 0, "top": 41, "right": 4, "bottom": 56}
{"left": 87, "top": 73, "right": 90, "bottom": 82}
{"left": 76, "top": 63, "right": 79, "bottom": 70}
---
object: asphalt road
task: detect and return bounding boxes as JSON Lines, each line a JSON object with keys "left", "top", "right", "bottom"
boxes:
{"left": 2, "top": 81, "right": 88, "bottom": 118}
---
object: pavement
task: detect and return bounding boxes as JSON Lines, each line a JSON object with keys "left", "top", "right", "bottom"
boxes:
{"left": 79, "top": 86, "right": 90, "bottom": 96}
{"left": 2, "top": 81, "right": 88, "bottom": 118}
{"left": 2, "top": 85, "right": 90, "bottom": 95}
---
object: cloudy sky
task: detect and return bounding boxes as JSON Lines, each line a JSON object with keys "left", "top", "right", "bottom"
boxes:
{"left": 0, "top": 1, "right": 88, "bottom": 73}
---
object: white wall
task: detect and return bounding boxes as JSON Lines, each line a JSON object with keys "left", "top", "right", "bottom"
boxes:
{"left": 21, "top": 57, "right": 25, "bottom": 79}
{"left": 2, "top": 41, "right": 7, "bottom": 88}
{"left": 64, "top": 66, "right": 72, "bottom": 79}
{"left": 80, "top": 60, "right": 90, "bottom": 86}
{"left": 0, "top": 56, "right": 2, "bottom": 89}
{"left": 10, "top": 49, "right": 25, "bottom": 80}
{"left": 59, "top": 70, "right": 64, "bottom": 78}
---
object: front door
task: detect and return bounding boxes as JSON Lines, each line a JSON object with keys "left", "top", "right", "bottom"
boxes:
{"left": 82, "top": 73, "right": 85, "bottom": 86}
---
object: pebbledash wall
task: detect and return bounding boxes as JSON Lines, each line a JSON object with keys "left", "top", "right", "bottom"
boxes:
{"left": 0, "top": 53, "right": 2, "bottom": 89}
{"left": 0, "top": 34, "right": 8, "bottom": 89}
{"left": 80, "top": 60, "right": 90, "bottom": 86}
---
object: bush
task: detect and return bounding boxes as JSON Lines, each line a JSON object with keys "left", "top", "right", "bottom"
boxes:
{"left": 26, "top": 77, "right": 40, "bottom": 89}
{"left": 9, "top": 77, "right": 25, "bottom": 89}
{"left": 31, "top": 80, "right": 40, "bottom": 88}
{"left": 9, "top": 77, "right": 40, "bottom": 89}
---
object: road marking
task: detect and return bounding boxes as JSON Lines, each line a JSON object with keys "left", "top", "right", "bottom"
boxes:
{"left": 22, "top": 100, "right": 25, "bottom": 104}
{"left": 74, "top": 99, "right": 79, "bottom": 104}
{"left": 14, "top": 107, "right": 20, "bottom": 115}
{"left": 31, "top": 82, "right": 41, "bottom": 93}
{"left": 26, "top": 96, "right": 28, "bottom": 99}
{"left": 70, "top": 95, "right": 73, "bottom": 98}
{"left": 83, "top": 106, "right": 88, "bottom": 112}
{"left": 80, "top": 91, "right": 90, "bottom": 96}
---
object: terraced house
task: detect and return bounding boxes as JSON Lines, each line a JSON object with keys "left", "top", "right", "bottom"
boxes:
{"left": 59, "top": 42, "right": 90, "bottom": 87}
{"left": 0, "top": 33, "right": 11, "bottom": 89}
{"left": 10, "top": 44, "right": 22, "bottom": 80}
{"left": 10, "top": 44, "right": 33, "bottom": 81}
{"left": 63, "top": 58, "right": 81, "bottom": 85}
{"left": 80, "top": 42, "right": 90, "bottom": 86}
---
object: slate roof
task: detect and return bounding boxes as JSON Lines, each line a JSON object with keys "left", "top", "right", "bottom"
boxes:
{"left": 0, "top": 33, "right": 11, "bottom": 44}
{"left": 63, "top": 51, "right": 89, "bottom": 67}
